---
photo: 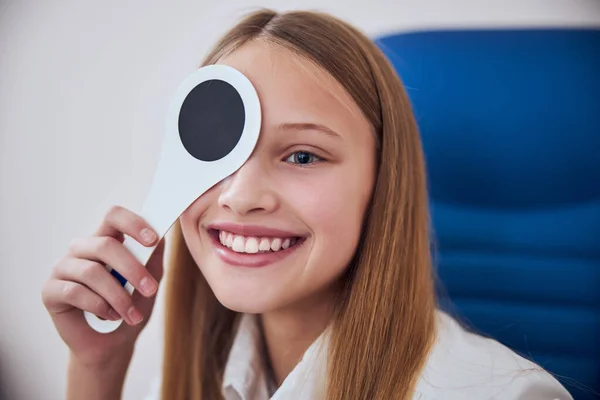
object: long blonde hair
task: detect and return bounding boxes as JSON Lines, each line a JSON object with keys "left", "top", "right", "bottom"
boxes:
{"left": 161, "top": 9, "right": 437, "bottom": 399}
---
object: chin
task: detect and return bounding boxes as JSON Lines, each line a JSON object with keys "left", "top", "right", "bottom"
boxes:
{"left": 201, "top": 269, "right": 283, "bottom": 313}
{"left": 212, "top": 287, "right": 282, "bottom": 314}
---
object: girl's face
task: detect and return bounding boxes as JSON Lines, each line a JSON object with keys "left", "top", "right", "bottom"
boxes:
{"left": 179, "top": 41, "right": 376, "bottom": 313}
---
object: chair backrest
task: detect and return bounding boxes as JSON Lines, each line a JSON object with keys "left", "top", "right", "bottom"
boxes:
{"left": 376, "top": 28, "right": 600, "bottom": 399}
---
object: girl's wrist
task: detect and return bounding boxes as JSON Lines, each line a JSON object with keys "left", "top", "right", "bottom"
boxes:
{"left": 67, "top": 348, "right": 134, "bottom": 400}
{"left": 70, "top": 341, "right": 135, "bottom": 370}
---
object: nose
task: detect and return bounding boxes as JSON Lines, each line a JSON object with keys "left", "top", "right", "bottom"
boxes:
{"left": 217, "top": 157, "right": 278, "bottom": 216}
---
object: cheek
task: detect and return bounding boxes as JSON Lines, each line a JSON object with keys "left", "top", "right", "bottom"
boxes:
{"left": 283, "top": 166, "right": 372, "bottom": 251}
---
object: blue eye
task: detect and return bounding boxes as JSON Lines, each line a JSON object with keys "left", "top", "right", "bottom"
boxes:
{"left": 285, "top": 151, "right": 321, "bottom": 165}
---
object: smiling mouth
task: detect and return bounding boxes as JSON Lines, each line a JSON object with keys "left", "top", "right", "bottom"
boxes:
{"left": 207, "top": 228, "right": 306, "bottom": 254}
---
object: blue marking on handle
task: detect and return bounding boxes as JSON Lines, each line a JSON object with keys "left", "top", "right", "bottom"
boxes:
{"left": 110, "top": 269, "right": 128, "bottom": 287}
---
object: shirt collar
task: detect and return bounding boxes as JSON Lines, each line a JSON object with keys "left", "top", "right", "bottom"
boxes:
{"left": 221, "top": 313, "right": 329, "bottom": 400}
{"left": 221, "top": 313, "right": 270, "bottom": 399}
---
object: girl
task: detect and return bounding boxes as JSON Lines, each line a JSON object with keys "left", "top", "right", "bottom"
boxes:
{"left": 42, "top": 9, "right": 573, "bottom": 400}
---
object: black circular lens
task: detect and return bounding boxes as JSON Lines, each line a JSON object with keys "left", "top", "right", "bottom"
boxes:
{"left": 178, "top": 79, "right": 245, "bottom": 162}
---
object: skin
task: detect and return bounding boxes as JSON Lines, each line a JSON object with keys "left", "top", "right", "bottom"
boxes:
{"left": 41, "top": 39, "right": 376, "bottom": 398}
{"left": 179, "top": 40, "right": 376, "bottom": 385}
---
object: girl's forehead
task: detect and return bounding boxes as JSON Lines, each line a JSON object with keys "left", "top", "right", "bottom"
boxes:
{"left": 218, "top": 40, "right": 370, "bottom": 136}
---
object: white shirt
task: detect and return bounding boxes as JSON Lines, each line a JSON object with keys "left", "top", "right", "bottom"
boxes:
{"left": 145, "top": 310, "right": 573, "bottom": 400}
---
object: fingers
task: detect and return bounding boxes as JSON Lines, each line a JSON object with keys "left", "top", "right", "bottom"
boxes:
{"left": 67, "top": 236, "right": 159, "bottom": 298}
{"left": 91, "top": 205, "right": 161, "bottom": 296}
{"left": 52, "top": 257, "right": 145, "bottom": 325}
{"left": 94, "top": 205, "right": 158, "bottom": 247}
{"left": 42, "top": 279, "right": 120, "bottom": 322}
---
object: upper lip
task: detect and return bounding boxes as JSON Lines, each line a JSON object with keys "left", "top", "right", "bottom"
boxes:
{"left": 207, "top": 222, "right": 304, "bottom": 238}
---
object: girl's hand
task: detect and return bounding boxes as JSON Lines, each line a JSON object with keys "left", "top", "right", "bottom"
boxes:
{"left": 42, "top": 205, "right": 165, "bottom": 367}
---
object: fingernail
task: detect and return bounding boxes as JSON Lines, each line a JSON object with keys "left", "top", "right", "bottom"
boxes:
{"left": 128, "top": 306, "right": 143, "bottom": 325}
{"left": 140, "top": 276, "right": 157, "bottom": 296}
{"left": 140, "top": 228, "right": 157, "bottom": 245}
{"left": 108, "top": 308, "right": 120, "bottom": 320}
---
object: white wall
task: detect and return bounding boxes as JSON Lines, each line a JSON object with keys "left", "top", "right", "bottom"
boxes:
{"left": 0, "top": 1, "right": 598, "bottom": 399}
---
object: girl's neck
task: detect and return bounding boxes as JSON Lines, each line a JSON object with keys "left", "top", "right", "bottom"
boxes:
{"left": 259, "top": 288, "right": 336, "bottom": 387}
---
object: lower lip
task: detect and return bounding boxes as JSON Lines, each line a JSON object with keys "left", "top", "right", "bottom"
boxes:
{"left": 208, "top": 230, "right": 305, "bottom": 268}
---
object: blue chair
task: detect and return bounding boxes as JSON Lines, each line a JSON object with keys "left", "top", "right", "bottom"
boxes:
{"left": 376, "top": 28, "right": 600, "bottom": 399}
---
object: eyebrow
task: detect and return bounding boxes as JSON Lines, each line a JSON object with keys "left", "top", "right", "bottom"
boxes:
{"left": 277, "top": 122, "right": 342, "bottom": 139}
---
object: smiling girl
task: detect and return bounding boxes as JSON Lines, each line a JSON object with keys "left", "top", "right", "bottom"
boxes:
{"left": 42, "top": 8, "right": 572, "bottom": 400}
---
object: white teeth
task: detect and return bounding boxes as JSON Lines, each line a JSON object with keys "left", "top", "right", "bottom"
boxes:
{"left": 270, "top": 238, "right": 282, "bottom": 252}
{"left": 259, "top": 238, "right": 271, "bottom": 251}
{"left": 217, "top": 231, "right": 300, "bottom": 254}
{"left": 232, "top": 235, "right": 245, "bottom": 252}
{"left": 245, "top": 237, "right": 259, "bottom": 254}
